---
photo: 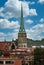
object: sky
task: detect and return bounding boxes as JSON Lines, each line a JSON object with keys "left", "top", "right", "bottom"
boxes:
{"left": 0, "top": 0, "right": 44, "bottom": 41}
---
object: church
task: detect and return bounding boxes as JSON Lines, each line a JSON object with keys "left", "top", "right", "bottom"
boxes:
{"left": 0, "top": 4, "right": 34, "bottom": 65}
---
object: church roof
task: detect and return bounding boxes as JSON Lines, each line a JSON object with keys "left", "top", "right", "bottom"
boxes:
{"left": 19, "top": 4, "right": 25, "bottom": 33}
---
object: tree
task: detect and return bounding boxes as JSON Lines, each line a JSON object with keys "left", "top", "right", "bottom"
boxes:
{"left": 34, "top": 47, "right": 44, "bottom": 65}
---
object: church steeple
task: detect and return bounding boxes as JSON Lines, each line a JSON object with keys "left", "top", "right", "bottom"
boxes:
{"left": 19, "top": 4, "right": 25, "bottom": 33}
{"left": 18, "top": 3, "right": 27, "bottom": 48}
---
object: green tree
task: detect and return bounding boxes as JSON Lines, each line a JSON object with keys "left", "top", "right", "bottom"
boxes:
{"left": 34, "top": 47, "right": 44, "bottom": 65}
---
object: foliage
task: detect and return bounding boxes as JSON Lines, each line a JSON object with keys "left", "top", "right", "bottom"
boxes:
{"left": 27, "top": 38, "right": 44, "bottom": 47}
{"left": 34, "top": 47, "right": 44, "bottom": 65}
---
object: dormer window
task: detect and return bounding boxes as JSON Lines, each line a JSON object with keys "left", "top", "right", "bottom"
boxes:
{"left": 11, "top": 44, "right": 15, "bottom": 50}
{"left": 0, "top": 50, "right": 4, "bottom": 57}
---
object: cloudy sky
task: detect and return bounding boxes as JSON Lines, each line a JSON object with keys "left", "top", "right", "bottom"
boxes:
{"left": 0, "top": 0, "right": 44, "bottom": 41}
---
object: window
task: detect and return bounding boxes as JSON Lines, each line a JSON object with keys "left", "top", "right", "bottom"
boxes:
{"left": 11, "top": 44, "right": 15, "bottom": 50}
{"left": 22, "top": 63, "right": 28, "bottom": 65}
{"left": 0, "top": 50, "right": 4, "bottom": 56}
{"left": 22, "top": 61, "right": 28, "bottom": 65}
{"left": 0, "top": 61, "right": 3, "bottom": 64}
{"left": 5, "top": 61, "right": 14, "bottom": 64}
{"left": 25, "top": 63, "right": 28, "bottom": 65}
{"left": 24, "top": 45, "right": 26, "bottom": 47}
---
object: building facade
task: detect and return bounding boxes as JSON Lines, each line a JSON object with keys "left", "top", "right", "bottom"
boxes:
{"left": 0, "top": 4, "right": 34, "bottom": 65}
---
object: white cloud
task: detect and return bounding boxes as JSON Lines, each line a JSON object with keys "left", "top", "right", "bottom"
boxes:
{"left": 38, "top": 0, "right": 44, "bottom": 3}
{"left": 0, "top": 32, "right": 5, "bottom": 37}
{"left": 29, "top": 1, "right": 35, "bottom": 4}
{"left": 6, "top": 32, "right": 18, "bottom": 40}
{"left": 0, "top": 0, "right": 37, "bottom": 19}
{"left": 26, "top": 24, "right": 44, "bottom": 40}
{"left": 0, "top": 8, "right": 4, "bottom": 16}
{"left": 0, "top": 30, "right": 19, "bottom": 41}
{"left": 0, "top": 23, "right": 44, "bottom": 41}
{"left": 26, "top": 19, "right": 33, "bottom": 24}
{"left": 40, "top": 18, "right": 44, "bottom": 22}
{"left": 0, "top": 19, "right": 20, "bottom": 29}
{"left": 0, "top": 32, "right": 5, "bottom": 41}
{"left": 29, "top": 9, "right": 37, "bottom": 16}
{"left": 0, "top": 7, "right": 4, "bottom": 12}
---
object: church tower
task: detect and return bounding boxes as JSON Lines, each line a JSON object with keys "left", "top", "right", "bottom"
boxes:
{"left": 18, "top": 4, "right": 27, "bottom": 48}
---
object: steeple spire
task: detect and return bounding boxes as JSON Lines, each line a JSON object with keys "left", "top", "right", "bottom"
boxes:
{"left": 19, "top": 3, "right": 25, "bottom": 33}
{"left": 18, "top": 3, "right": 27, "bottom": 48}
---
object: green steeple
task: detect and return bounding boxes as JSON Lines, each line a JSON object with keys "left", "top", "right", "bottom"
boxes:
{"left": 19, "top": 4, "right": 25, "bottom": 33}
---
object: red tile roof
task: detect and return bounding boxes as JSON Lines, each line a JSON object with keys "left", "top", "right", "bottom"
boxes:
{"left": 0, "top": 41, "right": 12, "bottom": 51}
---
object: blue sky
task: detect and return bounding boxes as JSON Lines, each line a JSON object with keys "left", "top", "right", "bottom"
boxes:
{"left": 0, "top": 0, "right": 44, "bottom": 41}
